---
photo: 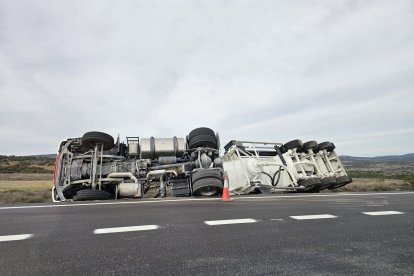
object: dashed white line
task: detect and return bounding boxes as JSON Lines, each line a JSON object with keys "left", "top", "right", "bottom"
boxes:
{"left": 362, "top": 211, "right": 405, "bottom": 216}
{"left": 93, "top": 225, "right": 159, "bottom": 234}
{"left": 0, "top": 234, "right": 33, "bottom": 242}
{"left": 290, "top": 214, "right": 337, "bottom": 220}
{"left": 270, "top": 219, "right": 284, "bottom": 221}
{"left": 204, "top": 218, "right": 258, "bottom": 226}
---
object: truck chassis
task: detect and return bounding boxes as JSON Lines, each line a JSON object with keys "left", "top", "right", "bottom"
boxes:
{"left": 53, "top": 128, "right": 351, "bottom": 201}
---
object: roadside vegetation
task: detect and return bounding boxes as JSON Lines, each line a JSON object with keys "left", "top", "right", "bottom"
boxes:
{"left": 336, "top": 156, "right": 414, "bottom": 193}
{"left": 0, "top": 155, "right": 55, "bottom": 173}
{"left": 327, "top": 177, "right": 414, "bottom": 193}
{"left": 0, "top": 180, "right": 52, "bottom": 204}
{"left": 0, "top": 156, "right": 54, "bottom": 204}
{"left": 0, "top": 173, "right": 53, "bottom": 204}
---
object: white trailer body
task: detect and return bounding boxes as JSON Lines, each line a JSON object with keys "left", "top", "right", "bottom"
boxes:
{"left": 222, "top": 140, "right": 352, "bottom": 194}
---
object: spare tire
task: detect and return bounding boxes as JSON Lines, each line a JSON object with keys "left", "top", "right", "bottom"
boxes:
{"left": 318, "top": 142, "right": 335, "bottom": 152}
{"left": 73, "top": 189, "right": 113, "bottom": 201}
{"left": 301, "top": 141, "right": 319, "bottom": 153}
{"left": 82, "top": 131, "right": 114, "bottom": 150}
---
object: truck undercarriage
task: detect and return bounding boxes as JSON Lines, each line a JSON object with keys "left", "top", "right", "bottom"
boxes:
{"left": 53, "top": 128, "right": 351, "bottom": 201}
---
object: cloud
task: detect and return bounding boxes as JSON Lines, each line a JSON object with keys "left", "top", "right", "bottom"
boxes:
{"left": 0, "top": 0, "right": 413, "bottom": 156}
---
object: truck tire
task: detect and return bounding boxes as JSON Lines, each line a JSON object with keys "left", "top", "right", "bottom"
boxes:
{"left": 189, "top": 127, "right": 215, "bottom": 139}
{"left": 188, "top": 127, "right": 218, "bottom": 149}
{"left": 188, "top": 134, "right": 218, "bottom": 149}
{"left": 73, "top": 189, "right": 113, "bottom": 201}
{"left": 320, "top": 176, "right": 336, "bottom": 189}
{"left": 318, "top": 142, "right": 335, "bottom": 152}
{"left": 192, "top": 169, "right": 222, "bottom": 183}
{"left": 306, "top": 187, "right": 320, "bottom": 193}
{"left": 301, "top": 141, "right": 319, "bottom": 153}
{"left": 329, "top": 175, "right": 352, "bottom": 189}
{"left": 82, "top": 131, "right": 114, "bottom": 150}
{"left": 192, "top": 178, "right": 223, "bottom": 196}
{"left": 282, "top": 139, "right": 303, "bottom": 153}
{"left": 298, "top": 178, "right": 321, "bottom": 191}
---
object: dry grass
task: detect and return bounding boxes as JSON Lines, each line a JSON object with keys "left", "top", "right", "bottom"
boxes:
{"left": 29, "top": 164, "right": 54, "bottom": 171}
{"left": 0, "top": 180, "right": 52, "bottom": 204}
{"left": 0, "top": 180, "right": 52, "bottom": 192}
{"left": 0, "top": 173, "right": 53, "bottom": 181}
{"left": 0, "top": 190, "right": 51, "bottom": 204}
{"left": 326, "top": 178, "right": 414, "bottom": 192}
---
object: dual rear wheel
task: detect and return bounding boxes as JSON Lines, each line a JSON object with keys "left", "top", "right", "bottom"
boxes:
{"left": 188, "top": 127, "right": 219, "bottom": 149}
{"left": 191, "top": 169, "right": 223, "bottom": 196}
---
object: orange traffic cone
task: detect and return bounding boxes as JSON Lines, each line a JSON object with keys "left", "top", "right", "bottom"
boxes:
{"left": 222, "top": 172, "right": 231, "bottom": 201}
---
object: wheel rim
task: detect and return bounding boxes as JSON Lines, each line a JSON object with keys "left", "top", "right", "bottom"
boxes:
{"left": 195, "top": 186, "right": 220, "bottom": 196}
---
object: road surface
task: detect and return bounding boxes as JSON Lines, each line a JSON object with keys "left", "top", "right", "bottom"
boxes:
{"left": 0, "top": 192, "right": 413, "bottom": 275}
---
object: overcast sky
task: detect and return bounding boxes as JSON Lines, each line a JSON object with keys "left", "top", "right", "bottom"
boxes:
{"left": 0, "top": 0, "right": 413, "bottom": 156}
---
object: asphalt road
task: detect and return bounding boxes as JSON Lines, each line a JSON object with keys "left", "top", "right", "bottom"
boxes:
{"left": 0, "top": 192, "right": 413, "bottom": 275}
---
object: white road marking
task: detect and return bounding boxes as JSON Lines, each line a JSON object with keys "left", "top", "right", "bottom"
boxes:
{"left": 204, "top": 218, "right": 257, "bottom": 226}
{"left": 0, "top": 198, "right": 223, "bottom": 210}
{"left": 93, "top": 225, "right": 159, "bottom": 234}
{"left": 237, "top": 191, "right": 414, "bottom": 199}
{"left": 0, "top": 234, "right": 33, "bottom": 242}
{"left": 290, "top": 214, "right": 337, "bottom": 220}
{"left": 270, "top": 219, "right": 284, "bottom": 221}
{"left": 362, "top": 211, "right": 405, "bottom": 216}
{"left": 0, "top": 191, "right": 413, "bottom": 210}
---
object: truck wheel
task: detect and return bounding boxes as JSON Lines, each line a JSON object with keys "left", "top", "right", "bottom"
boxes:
{"left": 192, "top": 169, "right": 222, "bottom": 183}
{"left": 189, "top": 127, "right": 215, "bottom": 138}
{"left": 329, "top": 175, "right": 352, "bottom": 189}
{"left": 82, "top": 131, "right": 114, "bottom": 150}
{"left": 301, "top": 141, "right": 319, "bottom": 153}
{"left": 318, "top": 142, "right": 335, "bottom": 152}
{"left": 73, "top": 189, "right": 113, "bottom": 201}
{"left": 282, "top": 139, "right": 303, "bottom": 153}
{"left": 192, "top": 178, "right": 223, "bottom": 196}
{"left": 320, "top": 176, "right": 336, "bottom": 189}
{"left": 306, "top": 187, "right": 320, "bottom": 193}
{"left": 298, "top": 178, "right": 321, "bottom": 191}
{"left": 52, "top": 187, "right": 60, "bottom": 202}
{"left": 188, "top": 128, "right": 218, "bottom": 149}
{"left": 188, "top": 134, "right": 218, "bottom": 149}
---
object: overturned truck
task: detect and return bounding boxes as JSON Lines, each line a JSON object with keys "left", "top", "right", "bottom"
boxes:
{"left": 53, "top": 127, "right": 352, "bottom": 201}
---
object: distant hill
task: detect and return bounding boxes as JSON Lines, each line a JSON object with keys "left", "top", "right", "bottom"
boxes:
{"left": 340, "top": 153, "right": 414, "bottom": 162}
{"left": 339, "top": 153, "right": 414, "bottom": 179}
{"left": 29, "top": 154, "right": 56, "bottom": 158}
